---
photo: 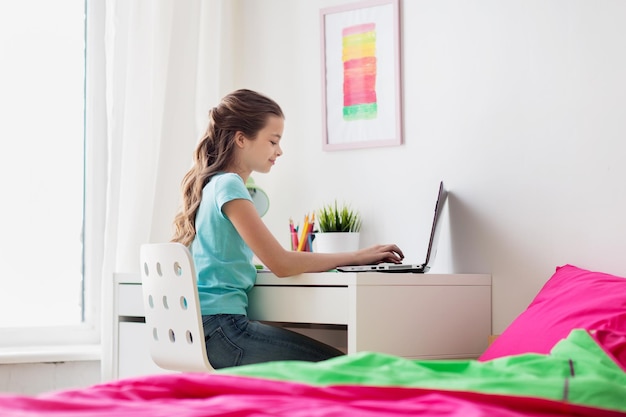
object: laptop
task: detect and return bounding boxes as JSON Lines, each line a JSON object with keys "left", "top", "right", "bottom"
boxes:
{"left": 337, "top": 181, "right": 447, "bottom": 273}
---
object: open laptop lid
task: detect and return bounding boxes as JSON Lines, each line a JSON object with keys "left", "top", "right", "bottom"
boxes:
{"left": 337, "top": 181, "right": 447, "bottom": 273}
{"left": 421, "top": 180, "right": 447, "bottom": 270}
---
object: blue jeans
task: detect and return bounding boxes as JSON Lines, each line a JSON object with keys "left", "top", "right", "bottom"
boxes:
{"left": 202, "top": 314, "right": 344, "bottom": 369}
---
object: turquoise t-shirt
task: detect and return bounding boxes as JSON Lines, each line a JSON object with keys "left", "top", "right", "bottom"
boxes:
{"left": 191, "top": 173, "right": 256, "bottom": 315}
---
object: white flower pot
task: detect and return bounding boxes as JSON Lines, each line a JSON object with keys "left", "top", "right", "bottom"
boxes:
{"left": 314, "top": 232, "right": 360, "bottom": 253}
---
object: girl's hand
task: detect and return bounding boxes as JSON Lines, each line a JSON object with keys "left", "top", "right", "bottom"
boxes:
{"left": 355, "top": 244, "right": 404, "bottom": 265}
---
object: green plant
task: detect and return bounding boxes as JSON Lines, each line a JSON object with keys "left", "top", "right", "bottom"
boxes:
{"left": 317, "top": 201, "right": 362, "bottom": 233}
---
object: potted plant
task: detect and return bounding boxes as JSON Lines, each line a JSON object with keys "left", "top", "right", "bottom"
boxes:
{"left": 314, "top": 201, "right": 362, "bottom": 253}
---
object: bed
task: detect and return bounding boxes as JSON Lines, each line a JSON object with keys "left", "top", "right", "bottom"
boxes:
{"left": 1, "top": 264, "right": 625, "bottom": 417}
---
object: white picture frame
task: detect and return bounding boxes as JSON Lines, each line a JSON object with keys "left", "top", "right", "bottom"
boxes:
{"left": 320, "top": 0, "right": 402, "bottom": 151}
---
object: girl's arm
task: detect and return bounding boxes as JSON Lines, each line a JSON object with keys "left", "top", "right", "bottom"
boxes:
{"left": 223, "top": 199, "right": 404, "bottom": 278}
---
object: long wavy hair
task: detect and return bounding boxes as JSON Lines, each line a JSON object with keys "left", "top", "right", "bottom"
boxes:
{"left": 172, "top": 89, "right": 284, "bottom": 246}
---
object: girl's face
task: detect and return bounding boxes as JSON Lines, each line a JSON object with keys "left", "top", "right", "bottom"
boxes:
{"left": 240, "top": 115, "right": 284, "bottom": 174}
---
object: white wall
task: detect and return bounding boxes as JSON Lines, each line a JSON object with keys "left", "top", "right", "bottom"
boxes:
{"left": 227, "top": 0, "right": 626, "bottom": 332}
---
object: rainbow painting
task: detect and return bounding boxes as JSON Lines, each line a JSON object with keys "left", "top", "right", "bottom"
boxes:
{"left": 342, "top": 23, "right": 377, "bottom": 121}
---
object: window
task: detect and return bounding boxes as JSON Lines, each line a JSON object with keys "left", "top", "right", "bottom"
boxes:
{"left": 0, "top": 1, "right": 93, "bottom": 345}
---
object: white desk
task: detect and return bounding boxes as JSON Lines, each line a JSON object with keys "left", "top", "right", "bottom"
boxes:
{"left": 114, "top": 272, "right": 491, "bottom": 379}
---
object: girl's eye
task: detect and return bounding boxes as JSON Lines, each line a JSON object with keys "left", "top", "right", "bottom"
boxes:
{"left": 270, "top": 141, "right": 277, "bottom": 145}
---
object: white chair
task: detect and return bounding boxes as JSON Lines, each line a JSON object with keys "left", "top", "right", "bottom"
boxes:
{"left": 139, "top": 242, "right": 214, "bottom": 372}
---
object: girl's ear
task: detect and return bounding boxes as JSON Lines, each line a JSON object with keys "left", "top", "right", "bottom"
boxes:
{"left": 234, "top": 131, "right": 246, "bottom": 148}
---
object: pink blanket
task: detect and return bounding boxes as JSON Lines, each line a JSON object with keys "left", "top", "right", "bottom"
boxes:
{"left": 1, "top": 372, "right": 624, "bottom": 417}
{"left": 1, "top": 328, "right": 625, "bottom": 417}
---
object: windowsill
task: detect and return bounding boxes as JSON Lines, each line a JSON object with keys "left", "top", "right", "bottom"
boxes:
{"left": 0, "top": 344, "right": 101, "bottom": 364}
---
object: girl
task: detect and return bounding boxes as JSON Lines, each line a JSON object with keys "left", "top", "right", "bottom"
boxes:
{"left": 172, "top": 89, "right": 404, "bottom": 369}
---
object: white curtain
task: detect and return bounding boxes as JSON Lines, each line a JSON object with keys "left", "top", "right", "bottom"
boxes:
{"left": 96, "top": 0, "right": 232, "bottom": 380}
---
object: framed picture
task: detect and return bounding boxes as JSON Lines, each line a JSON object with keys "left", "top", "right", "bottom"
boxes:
{"left": 320, "top": 0, "right": 402, "bottom": 151}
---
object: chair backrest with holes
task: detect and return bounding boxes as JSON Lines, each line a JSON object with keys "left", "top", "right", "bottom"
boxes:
{"left": 139, "top": 242, "right": 214, "bottom": 372}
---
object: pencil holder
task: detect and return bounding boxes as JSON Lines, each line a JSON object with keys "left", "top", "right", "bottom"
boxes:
{"left": 291, "top": 231, "right": 314, "bottom": 252}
